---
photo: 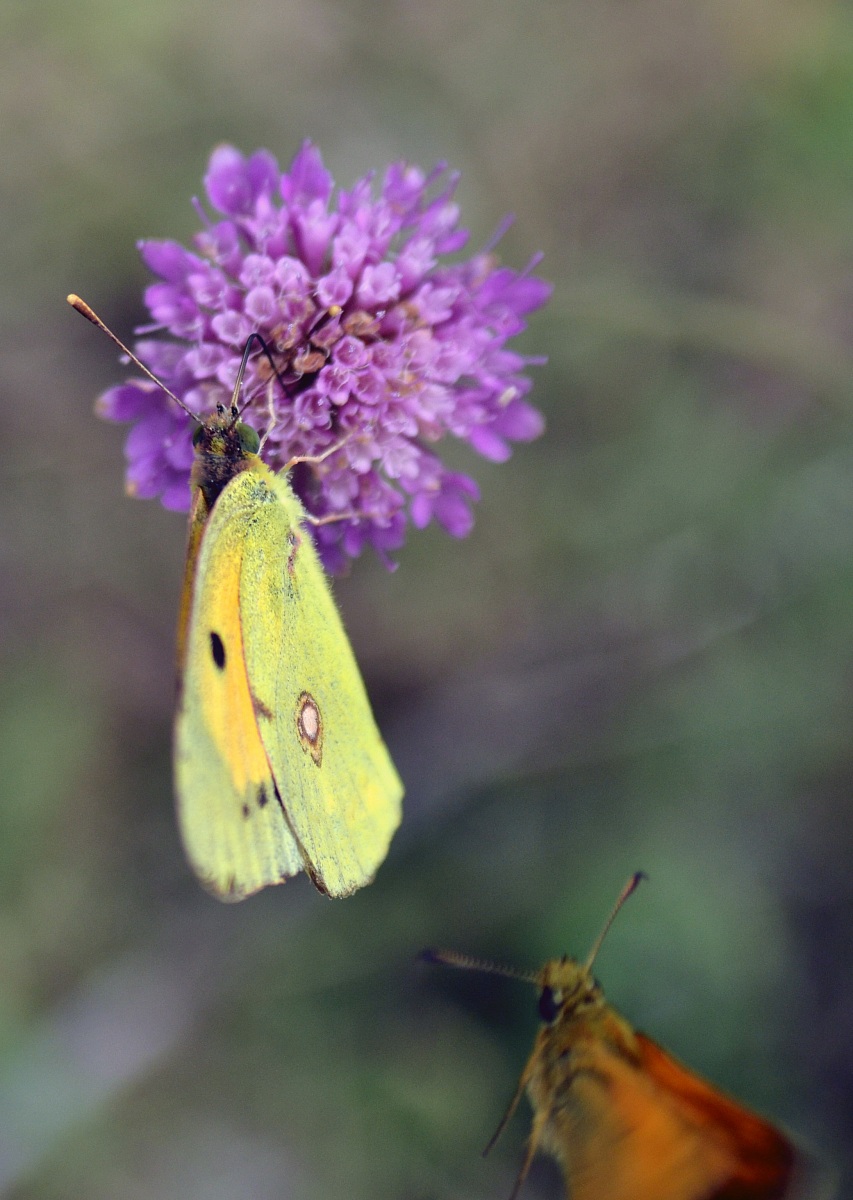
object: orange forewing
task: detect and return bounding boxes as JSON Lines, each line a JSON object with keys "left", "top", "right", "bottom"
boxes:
{"left": 525, "top": 987, "right": 803, "bottom": 1200}
{"left": 633, "top": 1034, "right": 797, "bottom": 1198}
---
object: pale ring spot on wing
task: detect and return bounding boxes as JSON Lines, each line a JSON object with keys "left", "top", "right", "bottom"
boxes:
{"left": 295, "top": 691, "right": 323, "bottom": 766}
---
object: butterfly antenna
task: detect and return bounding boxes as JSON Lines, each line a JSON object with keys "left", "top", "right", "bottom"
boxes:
{"left": 230, "top": 332, "right": 289, "bottom": 436}
{"left": 420, "top": 948, "right": 539, "bottom": 986}
{"left": 583, "top": 870, "right": 647, "bottom": 971}
{"left": 67, "top": 295, "right": 201, "bottom": 421}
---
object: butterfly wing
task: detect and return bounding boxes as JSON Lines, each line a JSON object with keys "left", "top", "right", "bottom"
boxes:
{"left": 235, "top": 468, "right": 402, "bottom": 898}
{"left": 174, "top": 469, "right": 303, "bottom": 900}
{"left": 634, "top": 1033, "right": 805, "bottom": 1199}
{"left": 546, "top": 1024, "right": 814, "bottom": 1200}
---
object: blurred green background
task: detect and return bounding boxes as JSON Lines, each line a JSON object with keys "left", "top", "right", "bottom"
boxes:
{"left": 1, "top": 0, "right": 852, "bottom": 1196}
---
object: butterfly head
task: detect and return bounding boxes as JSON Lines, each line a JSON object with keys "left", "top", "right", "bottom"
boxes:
{"left": 192, "top": 405, "right": 261, "bottom": 461}
{"left": 189, "top": 404, "right": 264, "bottom": 510}
{"left": 423, "top": 873, "right": 645, "bottom": 1003}
{"left": 66, "top": 296, "right": 272, "bottom": 480}
{"left": 536, "top": 956, "right": 604, "bottom": 1026}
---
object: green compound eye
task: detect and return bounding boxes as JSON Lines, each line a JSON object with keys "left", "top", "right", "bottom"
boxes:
{"left": 192, "top": 424, "right": 204, "bottom": 447}
{"left": 236, "top": 423, "right": 260, "bottom": 454}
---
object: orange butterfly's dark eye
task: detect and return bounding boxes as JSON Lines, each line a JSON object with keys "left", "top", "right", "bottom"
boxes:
{"left": 192, "top": 424, "right": 204, "bottom": 446}
{"left": 538, "top": 986, "right": 562, "bottom": 1024}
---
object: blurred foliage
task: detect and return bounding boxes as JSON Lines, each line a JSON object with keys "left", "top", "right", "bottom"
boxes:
{"left": 1, "top": 0, "right": 852, "bottom": 1196}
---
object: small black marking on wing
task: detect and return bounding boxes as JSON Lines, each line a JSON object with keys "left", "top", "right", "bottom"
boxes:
{"left": 210, "top": 631, "right": 226, "bottom": 669}
{"left": 286, "top": 529, "right": 302, "bottom": 575}
{"left": 241, "top": 802, "right": 251, "bottom": 819}
{"left": 305, "top": 862, "right": 330, "bottom": 896}
{"left": 252, "top": 692, "right": 274, "bottom": 720}
{"left": 273, "top": 780, "right": 284, "bottom": 808}
{"left": 257, "top": 783, "right": 269, "bottom": 808}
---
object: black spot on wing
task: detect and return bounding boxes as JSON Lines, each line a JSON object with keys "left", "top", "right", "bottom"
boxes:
{"left": 257, "top": 783, "right": 269, "bottom": 808}
{"left": 210, "top": 631, "right": 226, "bottom": 669}
{"left": 241, "top": 802, "right": 251, "bottom": 819}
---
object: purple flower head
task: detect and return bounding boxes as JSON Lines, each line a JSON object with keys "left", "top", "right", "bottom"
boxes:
{"left": 97, "top": 142, "right": 551, "bottom": 571}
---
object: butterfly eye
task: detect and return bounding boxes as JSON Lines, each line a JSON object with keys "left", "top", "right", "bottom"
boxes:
{"left": 192, "top": 424, "right": 204, "bottom": 447}
{"left": 236, "top": 423, "right": 261, "bottom": 454}
{"left": 538, "top": 986, "right": 562, "bottom": 1024}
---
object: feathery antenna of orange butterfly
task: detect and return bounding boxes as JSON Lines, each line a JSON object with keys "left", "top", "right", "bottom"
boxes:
{"left": 422, "top": 870, "right": 645, "bottom": 989}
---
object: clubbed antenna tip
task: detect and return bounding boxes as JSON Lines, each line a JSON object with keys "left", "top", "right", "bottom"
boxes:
{"left": 583, "top": 870, "right": 647, "bottom": 971}
{"left": 67, "top": 293, "right": 199, "bottom": 420}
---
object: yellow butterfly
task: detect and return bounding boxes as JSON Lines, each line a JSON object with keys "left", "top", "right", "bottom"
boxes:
{"left": 69, "top": 295, "right": 403, "bottom": 900}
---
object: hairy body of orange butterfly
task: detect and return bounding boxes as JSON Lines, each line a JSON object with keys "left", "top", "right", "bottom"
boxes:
{"left": 425, "top": 875, "right": 830, "bottom": 1200}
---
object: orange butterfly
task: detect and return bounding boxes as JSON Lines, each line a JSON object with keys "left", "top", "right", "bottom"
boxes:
{"left": 425, "top": 874, "right": 829, "bottom": 1200}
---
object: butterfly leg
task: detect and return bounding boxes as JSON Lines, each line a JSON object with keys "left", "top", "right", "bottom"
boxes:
{"left": 258, "top": 378, "right": 279, "bottom": 452}
{"left": 286, "top": 439, "right": 383, "bottom": 527}
{"left": 301, "top": 510, "right": 372, "bottom": 527}
{"left": 484, "top": 1052, "right": 537, "bottom": 1157}
{"left": 282, "top": 436, "right": 352, "bottom": 474}
{"left": 507, "top": 1102, "right": 551, "bottom": 1200}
